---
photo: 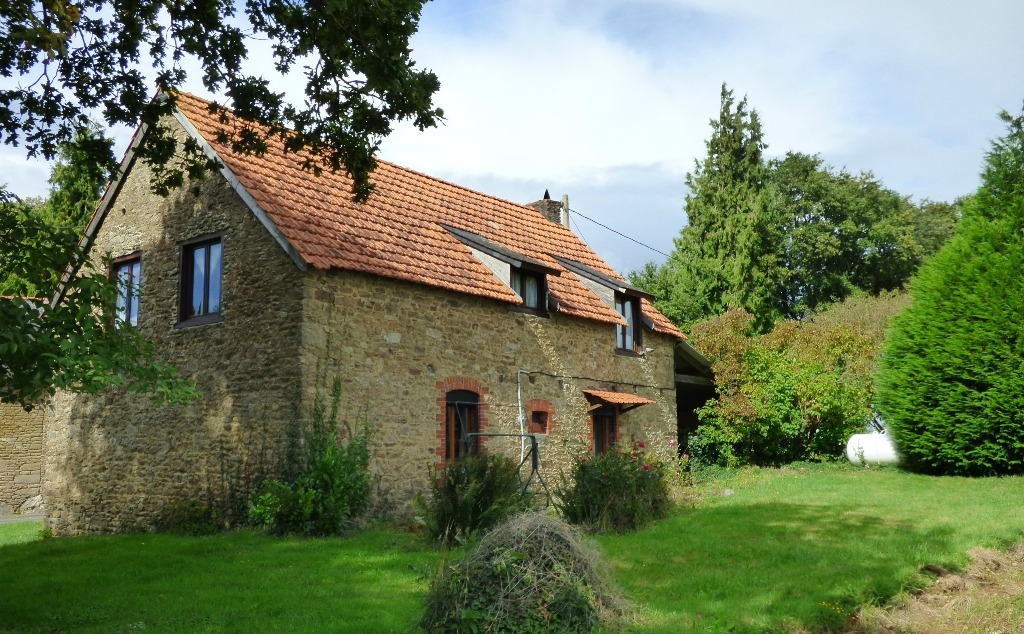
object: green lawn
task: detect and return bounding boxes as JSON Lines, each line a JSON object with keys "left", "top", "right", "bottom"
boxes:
{"left": 2, "top": 465, "right": 1023, "bottom": 633}
{"left": 0, "top": 520, "right": 42, "bottom": 548}
{"left": 599, "top": 464, "right": 1024, "bottom": 632}
{"left": 0, "top": 527, "right": 443, "bottom": 633}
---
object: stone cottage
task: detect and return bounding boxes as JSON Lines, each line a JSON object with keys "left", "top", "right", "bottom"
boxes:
{"left": 43, "top": 91, "right": 703, "bottom": 535}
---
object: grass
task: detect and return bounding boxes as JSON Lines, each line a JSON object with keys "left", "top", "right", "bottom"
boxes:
{"left": 0, "top": 527, "right": 443, "bottom": 633}
{"left": 598, "top": 463, "right": 1024, "bottom": 632}
{"left": 2, "top": 465, "right": 1023, "bottom": 633}
{"left": 0, "top": 521, "right": 44, "bottom": 548}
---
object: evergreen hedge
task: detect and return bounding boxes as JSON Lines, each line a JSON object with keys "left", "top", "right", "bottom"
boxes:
{"left": 876, "top": 108, "right": 1024, "bottom": 475}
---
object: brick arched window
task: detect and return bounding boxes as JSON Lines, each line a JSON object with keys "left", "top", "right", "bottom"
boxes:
{"left": 435, "top": 377, "right": 490, "bottom": 469}
{"left": 445, "top": 389, "right": 479, "bottom": 461}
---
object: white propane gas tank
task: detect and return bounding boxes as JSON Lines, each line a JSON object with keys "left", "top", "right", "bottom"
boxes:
{"left": 846, "top": 433, "right": 899, "bottom": 466}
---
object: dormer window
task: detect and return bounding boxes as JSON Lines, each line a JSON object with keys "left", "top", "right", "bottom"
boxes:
{"left": 615, "top": 293, "right": 642, "bottom": 352}
{"left": 554, "top": 257, "right": 653, "bottom": 355}
{"left": 441, "top": 224, "right": 559, "bottom": 317}
{"left": 511, "top": 267, "right": 545, "bottom": 311}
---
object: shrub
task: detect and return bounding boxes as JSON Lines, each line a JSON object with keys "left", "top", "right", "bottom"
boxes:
{"left": 877, "top": 108, "right": 1024, "bottom": 476}
{"left": 687, "top": 304, "right": 886, "bottom": 467}
{"left": 250, "top": 377, "right": 374, "bottom": 536}
{"left": 555, "top": 442, "right": 669, "bottom": 533}
{"left": 421, "top": 512, "right": 627, "bottom": 633}
{"left": 416, "top": 453, "right": 534, "bottom": 545}
{"left": 251, "top": 426, "right": 372, "bottom": 536}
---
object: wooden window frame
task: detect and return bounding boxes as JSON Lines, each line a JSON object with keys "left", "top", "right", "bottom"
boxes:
{"left": 111, "top": 252, "right": 142, "bottom": 329}
{"left": 177, "top": 234, "right": 224, "bottom": 328}
{"left": 445, "top": 389, "right": 480, "bottom": 462}
{"left": 591, "top": 405, "right": 618, "bottom": 455}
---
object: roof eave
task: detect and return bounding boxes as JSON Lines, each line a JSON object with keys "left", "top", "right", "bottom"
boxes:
{"left": 170, "top": 109, "right": 308, "bottom": 272}
{"left": 52, "top": 110, "right": 152, "bottom": 306}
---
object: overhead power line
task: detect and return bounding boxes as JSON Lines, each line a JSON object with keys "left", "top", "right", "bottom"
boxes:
{"left": 567, "top": 207, "right": 671, "bottom": 258}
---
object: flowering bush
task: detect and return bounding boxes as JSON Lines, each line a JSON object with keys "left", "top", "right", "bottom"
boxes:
{"left": 555, "top": 441, "right": 670, "bottom": 533}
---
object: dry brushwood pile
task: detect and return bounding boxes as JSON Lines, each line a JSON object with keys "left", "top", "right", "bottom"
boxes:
{"left": 846, "top": 544, "right": 1024, "bottom": 633}
{"left": 422, "top": 512, "right": 629, "bottom": 633}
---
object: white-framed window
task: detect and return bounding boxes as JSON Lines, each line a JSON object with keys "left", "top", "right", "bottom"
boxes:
{"left": 113, "top": 256, "right": 141, "bottom": 328}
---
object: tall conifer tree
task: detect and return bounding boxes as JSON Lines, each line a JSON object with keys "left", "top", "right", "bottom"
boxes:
{"left": 660, "top": 84, "right": 784, "bottom": 331}
{"left": 877, "top": 107, "right": 1024, "bottom": 475}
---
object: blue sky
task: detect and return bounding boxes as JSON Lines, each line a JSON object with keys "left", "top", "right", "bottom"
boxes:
{"left": 3, "top": 0, "right": 1023, "bottom": 274}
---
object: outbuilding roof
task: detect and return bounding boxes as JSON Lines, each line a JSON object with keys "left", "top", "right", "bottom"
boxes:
{"left": 138, "top": 92, "right": 682, "bottom": 338}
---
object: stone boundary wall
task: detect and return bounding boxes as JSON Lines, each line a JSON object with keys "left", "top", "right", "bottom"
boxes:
{"left": 0, "top": 402, "right": 44, "bottom": 514}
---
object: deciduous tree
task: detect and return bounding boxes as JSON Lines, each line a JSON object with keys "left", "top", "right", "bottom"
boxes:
{"left": 1, "top": 125, "right": 195, "bottom": 408}
{"left": 1, "top": 0, "right": 441, "bottom": 406}
{"left": 633, "top": 103, "right": 958, "bottom": 328}
{"left": 686, "top": 292, "right": 907, "bottom": 467}
{"left": 0, "top": 0, "right": 442, "bottom": 200}
{"left": 1, "top": 185, "right": 196, "bottom": 409}
{"left": 769, "top": 152, "right": 923, "bottom": 317}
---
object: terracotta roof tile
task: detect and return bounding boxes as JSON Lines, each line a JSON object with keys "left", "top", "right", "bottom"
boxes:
{"left": 582, "top": 390, "right": 656, "bottom": 406}
{"left": 173, "top": 92, "right": 682, "bottom": 337}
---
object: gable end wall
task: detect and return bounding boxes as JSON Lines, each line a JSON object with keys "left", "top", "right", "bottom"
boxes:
{"left": 43, "top": 119, "right": 305, "bottom": 535}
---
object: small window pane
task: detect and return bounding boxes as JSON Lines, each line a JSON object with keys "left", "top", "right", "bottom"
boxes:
{"left": 128, "top": 262, "right": 140, "bottom": 327}
{"left": 191, "top": 246, "right": 207, "bottom": 316}
{"left": 623, "top": 298, "right": 634, "bottom": 349}
{"left": 208, "top": 242, "right": 222, "bottom": 314}
{"left": 114, "top": 259, "right": 141, "bottom": 328}
{"left": 531, "top": 411, "right": 548, "bottom": 434}
{"left": 523, "top": 274, "right": 539, "bottom": 308}
{"left": 115, "top": 267, "right": 128, "bottom": 317}
{"left": 616, "top": 296, "right": 636, "bottom": 350}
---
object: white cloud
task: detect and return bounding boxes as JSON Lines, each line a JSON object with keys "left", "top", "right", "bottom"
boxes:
{"left": 3, "top": 0, "right": 1022, "bottom": 269}
{"left": 381, "top": 0, "right": 1024, "bottom": 270}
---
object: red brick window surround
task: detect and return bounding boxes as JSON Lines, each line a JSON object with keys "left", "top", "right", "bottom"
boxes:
{"left": 526, "top": 399, "right": 556, "bottom": 435}
{"left": 435, "top": 377, "right": 490, "bottom": 469}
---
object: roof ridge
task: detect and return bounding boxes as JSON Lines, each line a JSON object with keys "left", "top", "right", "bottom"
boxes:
{"left": 167, "top": 90, "right": 683, "bottom": 339}
{"left": 173, "top": 91, "right": 565, "bottom": 229}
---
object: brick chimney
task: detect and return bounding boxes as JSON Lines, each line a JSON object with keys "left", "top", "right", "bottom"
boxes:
{"left": 527, "top": 190, "right": 569, "bottom": 227}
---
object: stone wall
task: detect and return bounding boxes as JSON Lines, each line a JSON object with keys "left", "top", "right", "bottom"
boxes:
{"left": 0, "top": 402, "right": 45, "bottom": 514}
{"left": 301, "top": 269, "right": 678, "bottom": 510}
{"left": 44, "top": 123, "right": 305, "bottom": 535}
{"left": 41, "top": 118, "right": 679, "bottom": 533}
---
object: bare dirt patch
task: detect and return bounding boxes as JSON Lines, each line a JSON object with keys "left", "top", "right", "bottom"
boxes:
{"left": 845, "top": 544, "right": 1024, "bottom": 633}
